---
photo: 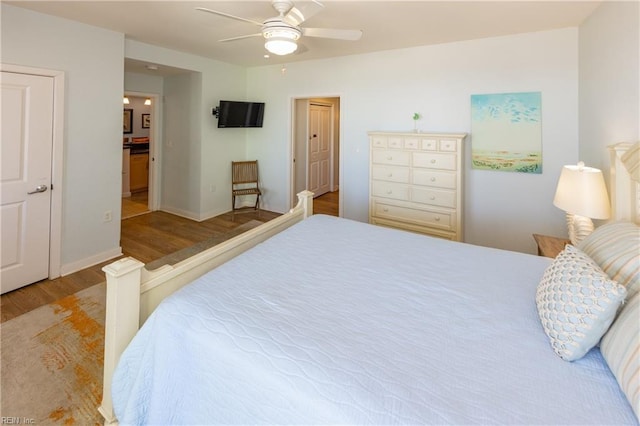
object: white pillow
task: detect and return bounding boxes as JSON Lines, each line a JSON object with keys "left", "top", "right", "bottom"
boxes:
{"left": 601, "top": 292, "right": 640, "bottom": 421}
{"left": 578, "top": 221, "right": 640, "bottom": 300}
{"left": 536, "top": 245, "right": 627, "bottom": 361}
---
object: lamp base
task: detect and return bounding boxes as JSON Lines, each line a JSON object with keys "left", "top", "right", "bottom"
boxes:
{"left": 566, "top": 213, "right": 594, "bottom": 246}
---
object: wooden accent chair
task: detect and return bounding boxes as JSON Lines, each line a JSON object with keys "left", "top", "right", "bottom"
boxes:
{"left": 231, "top": 160, "right": 261, "bottom": 214}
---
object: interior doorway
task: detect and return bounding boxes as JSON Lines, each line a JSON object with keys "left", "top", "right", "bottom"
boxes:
{"left": 1, "top": 63, "right": 64, "bottom": 288}
{"left": 122, "top": 92, "right": 159, "bottom": 219}
{"left": 291, "top": 97, "right": 341, "bottom": 216}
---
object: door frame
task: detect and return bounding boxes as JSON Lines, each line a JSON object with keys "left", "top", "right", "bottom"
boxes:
{"left": 289, "top": 95, "right": 343, "bottom": 215}
{"left": 124, "top": 91, "right": 160, "bottom": 211}
{"left": 1, "top": 63, "right": 65, "bottom": 279}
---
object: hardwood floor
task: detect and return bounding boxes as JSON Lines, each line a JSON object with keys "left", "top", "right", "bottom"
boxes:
{"left": 313, "top": 190, "right": 339, "bottom": 216}
{"left": 122, "top": 191, "right": 149, "bottom": 219}
{"left": 1, "top": 193, "right": 338, "bottom": 323}
{"left": 0, "top": 209, "right": 278, "bottom": 323}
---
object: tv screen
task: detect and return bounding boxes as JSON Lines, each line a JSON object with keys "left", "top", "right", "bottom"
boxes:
{"left": 216, "top": 100, "right": 265, "bottom": 128}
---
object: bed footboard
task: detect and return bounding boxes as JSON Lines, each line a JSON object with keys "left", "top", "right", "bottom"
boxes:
{"left": 99, "top": 190, "right": 314, "bottom": 424}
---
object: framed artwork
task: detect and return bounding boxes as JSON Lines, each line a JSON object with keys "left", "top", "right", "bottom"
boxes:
{"left": 142, "top": 113, "right": 150, "bottom": 129}
{"left": 123, "top": 109, "right": 133, "bottom": 134}
{"left": 471, "top": 92, "right": 542, "bottom": 174}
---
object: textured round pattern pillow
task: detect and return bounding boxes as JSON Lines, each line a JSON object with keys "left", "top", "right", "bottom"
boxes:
{"left": 536, "top": 245, "right": 627, "bottom": 361}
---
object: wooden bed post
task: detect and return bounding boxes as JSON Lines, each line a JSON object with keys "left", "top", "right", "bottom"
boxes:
{"left": 99, "top": 257, "right": 145, "bottom": 424}
{"left": 298, "top": 189, "right": 314, "bottom": 218}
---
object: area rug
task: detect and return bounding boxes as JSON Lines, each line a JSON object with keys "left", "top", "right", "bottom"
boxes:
{"left": 1, "top": 282, "right": 106, "bottom": 425}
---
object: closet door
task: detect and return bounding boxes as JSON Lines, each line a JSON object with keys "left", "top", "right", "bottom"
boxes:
{"left": 308, "top": 103, "right": 332, "bottom": 197}
{"left": 1, "top": 71, "right": 54, "bottom": 293}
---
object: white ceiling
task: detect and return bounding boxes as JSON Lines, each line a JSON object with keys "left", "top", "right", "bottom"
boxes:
{"left": 7, "top": 1, "right": 602, "bottom": 74}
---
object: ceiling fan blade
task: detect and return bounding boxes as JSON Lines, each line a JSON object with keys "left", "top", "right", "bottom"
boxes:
{"left": 219, "top": 33, "right": 263, "bottom": 43}
{"left": 294, "top": 43, "right": 309, "bottom": 55}
{"left": 302, "top": 27, "right": 363, "bottom": 41}
{"left": 283, "top": 0, "right": 324, "bottom": 26}
{"left": 196, "top": 7, "right": 263, "bottom": 27}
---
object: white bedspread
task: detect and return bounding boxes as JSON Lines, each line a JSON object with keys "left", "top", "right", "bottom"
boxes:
{"left": 112, "top": 215, "right": 637, "bottom": 425}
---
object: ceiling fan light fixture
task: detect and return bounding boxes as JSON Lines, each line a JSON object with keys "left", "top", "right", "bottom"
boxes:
{"left": 265, "top": 37, "right": 298, "bottom": 55}
{"left": 263, "top": 25, "right": 300, "bottom": 55}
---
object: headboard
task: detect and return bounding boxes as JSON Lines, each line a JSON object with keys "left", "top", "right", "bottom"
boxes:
{"left": 609, "top": 142, "right": 640, "bottom": 224}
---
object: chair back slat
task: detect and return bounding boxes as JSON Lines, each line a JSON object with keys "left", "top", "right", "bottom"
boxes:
{"left": 232, "top": 161, "right": 259, "bottom": 185}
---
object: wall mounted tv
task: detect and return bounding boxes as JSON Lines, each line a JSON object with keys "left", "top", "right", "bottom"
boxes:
{"left": 214, "top": 100, "right": 265, "bottom": 128}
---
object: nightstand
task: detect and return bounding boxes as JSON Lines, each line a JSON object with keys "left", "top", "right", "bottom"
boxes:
{"left": 533, "top": 234, "right": 571, "bottom": 258}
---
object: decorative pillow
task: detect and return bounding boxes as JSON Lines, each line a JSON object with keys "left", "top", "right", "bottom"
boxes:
{"left": 578, "top": 221, "right": 640, "bottom": 300}
{"left": 601, "top": 292, "right": 640, "bottom": 421}
{"left": 536, "top": 245, "right": 627, "bottom": 361}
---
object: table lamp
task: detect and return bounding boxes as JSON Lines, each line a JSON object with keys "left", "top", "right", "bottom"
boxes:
{"left": 553, "top": 162, "right": 611, "bottom": 245}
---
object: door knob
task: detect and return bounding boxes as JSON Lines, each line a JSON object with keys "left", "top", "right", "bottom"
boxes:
{"left": 27, "top": 184, "right": 48, "bottom": 194}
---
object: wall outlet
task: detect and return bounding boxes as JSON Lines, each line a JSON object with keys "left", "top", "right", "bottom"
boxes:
{"left": 103, "top": 210, "right": 112, "bottom": 222}
{"left": 210, "top": 184, "right": 216, "bottom": 193}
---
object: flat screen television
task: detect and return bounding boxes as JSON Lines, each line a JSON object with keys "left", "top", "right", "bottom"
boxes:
{"left": 216, "top": 100, "right": 265, "bottom": 128}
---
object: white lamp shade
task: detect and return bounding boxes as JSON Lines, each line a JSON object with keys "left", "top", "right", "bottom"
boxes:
{"left": 265, "top": 37, "right": 298, "bottom": 55}
{"left": 553, "top": 163, "right": 611, "bottom": 219}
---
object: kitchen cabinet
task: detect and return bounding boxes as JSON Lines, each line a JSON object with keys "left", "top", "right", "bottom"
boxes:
{"left": 122, "top": 148, "right": 131, "bottom": 196}
{"left": 130, "top": 152, "right": 149, "bottom": 192}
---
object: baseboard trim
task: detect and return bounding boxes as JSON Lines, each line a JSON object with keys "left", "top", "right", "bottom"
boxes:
{"left": 159, "top": 205, "right": 201, "bottom": 222}
{"left": 60, "top": 247, "right": 122, "bottom": 276}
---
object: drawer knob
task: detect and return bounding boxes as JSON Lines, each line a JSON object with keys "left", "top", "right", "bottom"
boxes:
{"left": 430, "top": 177, "right": 436, "bottom": 182}
{"left": 430, "top": 159, "right": 436, "bottom": 164}
{"left": 386, "top": 190, "right": 393, "bottom": 194}
{"left": 383, "top": 208, "right": 389, "bottom": 212}
{"left": 387, "top": 156, "right": 393, "bottom": 160}
{"left": 435, "top": 216, "right": 441, "bottom": 221}
{"left": 430, "top": 196, "right": 436, "bottom": 200}
{"left": 387, "top": 173, "right": 393, "bottom": 177}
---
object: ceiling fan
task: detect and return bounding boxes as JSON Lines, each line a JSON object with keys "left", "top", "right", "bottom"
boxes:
{"left": 196, "top": 0, "right": 363, "bottom": 56}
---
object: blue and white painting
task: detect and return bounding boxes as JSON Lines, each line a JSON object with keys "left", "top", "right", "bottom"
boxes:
{"left": 471, "top": 92, "right": 542, "bottom": 174}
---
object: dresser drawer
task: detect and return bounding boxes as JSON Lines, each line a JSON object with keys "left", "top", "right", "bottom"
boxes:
{"left": 388, "top": 137, "right": 403, "bottom": 149}
{"left": 413, "top": 152, "right": 456, "bottom": 170}
{"left": 421, "top": 138, "right": 438, "bottom": 151}
{"left": 371, "top": 136, "right": 387, "bottom": 148}
{"left": 371, "top": 165, "right": 410, "bottom": 183}
{"left": 412, "top": 169, "right": 456, "bottom": 189}
{"left": 372, "top": 150, "right": 410, "bottom": 166}
{"left": 372, "top": 200, "right": 454, "bottom": 231}
{"left": 404, "top": 137, "right": 420, "bottom": 149}
{"left": 411, "top": 187, "right": 456, "bottom": 208}
{"left": 371, "top": 181, "right": 410, "bottom": 201}
{"left": 439, "top": 139, "right": 458, "bottom": 152}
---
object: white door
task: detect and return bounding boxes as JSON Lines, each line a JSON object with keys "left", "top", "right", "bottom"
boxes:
{"left": 1, "top": 71, "right": 54, "bottom": 294}
{"left": 307, "top": 103, "right": 332, "bottom": 197}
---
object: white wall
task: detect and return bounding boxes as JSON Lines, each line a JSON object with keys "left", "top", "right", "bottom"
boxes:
{"left": 162, "top": 72, "right": 203, "bottom": 217}
{"left": 1, "top": 4, "right": 125, "bottom": 272}
{"left": 125, "top": 71, "right": 164, "bottom": 95}
{"left": 579, "top": 1, "right": 639, "bottom": 182}
{"left": 247, "top": 29, "right": 580, "bottom": 254}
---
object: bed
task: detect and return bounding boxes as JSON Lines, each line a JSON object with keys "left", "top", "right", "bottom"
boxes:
{"left": 100, "top": 143, "right": 640, "bottom": 425}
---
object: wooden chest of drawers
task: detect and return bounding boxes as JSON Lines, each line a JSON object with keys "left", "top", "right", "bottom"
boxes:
{"left": 369, "top": 131, "right": 467, "bottom": 241}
